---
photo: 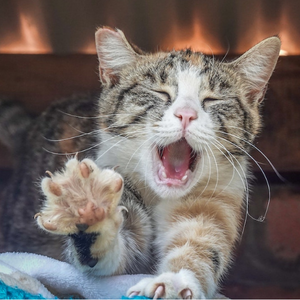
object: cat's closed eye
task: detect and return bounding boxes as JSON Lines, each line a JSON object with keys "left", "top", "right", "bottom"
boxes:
{"left": 202, "top": 97, "right": 222, "bottom": 106}
{"left": 203, "top": 97, "right": 220, "bottom": 103}
{"left": 151, "top": 90, "right": 171, "bottom": 102}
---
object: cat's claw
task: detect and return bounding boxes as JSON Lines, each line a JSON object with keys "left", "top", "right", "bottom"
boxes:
{"left": 128, "top": 291, "right": 140, "bottom": 298}
{"left": 181, "top": 288, "right": 192, "bottom": 299}
{"left": 35, "top": 157, "right": 124, "bottom": 235}
{"left": 34, "top": 212, "right": 57, "bottom": 231}
{"left": 127, "top": 270, "right": 203, "bottom": 299}
{"left": 45, "top": 170, "right": 53, "bottom": 178}
{"left": 153, "top": 285, "right": 165, "bottom": 299}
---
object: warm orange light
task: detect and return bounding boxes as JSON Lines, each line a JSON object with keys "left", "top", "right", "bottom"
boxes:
{"left": 79, "top": 40, "right": 96, "bottom": 55}
{"left": 0, "top": 13, "right": 51, "bottom": 54}
{"left": 0, "top": 4, "right": 299, "bottom": 56}
{"left": 235, "top": 2, "right": 300, "bottom": 56}
{"left": 280, "top": 49, "right": 288, "bottom": 56}
{"left": 278, "top": 9, "right": 300, "bottom": 56}
{"left": 162, "top": 18, "right": 224, "bottom": 55}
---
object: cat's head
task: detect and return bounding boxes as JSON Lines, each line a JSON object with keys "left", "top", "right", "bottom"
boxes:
{"left": 95, "top": 27, "right": 280, "bottom": 199}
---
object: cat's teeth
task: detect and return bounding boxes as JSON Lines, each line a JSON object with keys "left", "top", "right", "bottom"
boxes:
{"left": 162, "top": 171, "right": 167, "bottom": 178}
{"left": 181, "top": 174, "right": 188, "bottom": 182}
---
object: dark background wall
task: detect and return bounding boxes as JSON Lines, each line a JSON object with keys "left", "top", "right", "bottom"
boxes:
{"left": 0, "top": 0, "right": 300, "bottom": 55}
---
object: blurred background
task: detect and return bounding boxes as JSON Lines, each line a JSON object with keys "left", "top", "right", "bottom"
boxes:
{"left": 0, "top": 0, "right": 299, "bottom": 298}
{"left": 1, "top": 0, "right": 300, "bottom": 55}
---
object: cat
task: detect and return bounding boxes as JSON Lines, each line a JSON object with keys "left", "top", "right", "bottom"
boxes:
{"left": 0, "top": 27, "right": 280, "bottom": 299}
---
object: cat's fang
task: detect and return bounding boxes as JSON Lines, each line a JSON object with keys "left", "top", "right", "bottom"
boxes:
{"left": 154, "top": 139, "right": 199, "bottom": 186}
{"left": 157, "top": 163, "right": 191, "bottom": 186}
{"left": 181, "top": 174, "right": 188, "bottom": 182}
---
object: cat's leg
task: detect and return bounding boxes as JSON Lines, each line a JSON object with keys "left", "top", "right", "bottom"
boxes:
{"left": 35, "top": 156, "right": 152, "bottom": 275}
{"left": 127, "top": 196, "right": 241, "bottom": 299}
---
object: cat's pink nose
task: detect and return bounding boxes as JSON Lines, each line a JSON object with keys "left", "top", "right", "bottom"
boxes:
{"left": 174, "top": 108, "right": 198, "bottom": 129}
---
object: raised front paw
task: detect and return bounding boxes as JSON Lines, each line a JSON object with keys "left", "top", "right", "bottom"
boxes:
{"left": 127, "top": 270, "right": 205, "bottom": 299}
{"left": 35, "top": 156, "right": 125, "bottom": 236}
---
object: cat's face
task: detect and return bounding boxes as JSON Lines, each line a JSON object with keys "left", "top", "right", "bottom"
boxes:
{"left": 96, "top": 28, "right": 280, "bottom": 199}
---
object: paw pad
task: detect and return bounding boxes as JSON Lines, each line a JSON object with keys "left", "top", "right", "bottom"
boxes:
{"left": 75, "top": 223, "right": 89, "bottom": 232}
{"left": 78, "top": 201, "right": 106, "bottom": 226}
{"left": 79, "top": 161, "right": 92, "bottom": 178}
{"left": 35, "top": 157, "right": 125, "bottom": 236}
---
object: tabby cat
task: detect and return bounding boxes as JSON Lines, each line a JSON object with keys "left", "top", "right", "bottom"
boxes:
{"left": 0, "top": 27, "right": 280, "bottom": 298}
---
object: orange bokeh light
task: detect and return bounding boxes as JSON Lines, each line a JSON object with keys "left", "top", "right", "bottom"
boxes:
{"left": 0, "top": 13, "right": 51, "bottom": 54}
{"left": 162, "top": 19, "right": 224, "bottom": 55}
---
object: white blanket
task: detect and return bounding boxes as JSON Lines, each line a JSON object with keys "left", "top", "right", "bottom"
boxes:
{"left": 0, "top": 252, "right": 151, "bottom": 299}
{"left": 0, "top": 252, "right": 227, "bottom": 299}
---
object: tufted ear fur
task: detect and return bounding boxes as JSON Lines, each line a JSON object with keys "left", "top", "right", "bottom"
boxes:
{"left": 95, "top": 27, "right": 140, "bottom": 86}
{"left": 230, "top": 36, "right": 281, "bottom": 103}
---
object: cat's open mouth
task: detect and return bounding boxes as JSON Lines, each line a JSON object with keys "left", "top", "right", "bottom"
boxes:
{"left": 155, "top": 138, "right": 199, "bottom": 187}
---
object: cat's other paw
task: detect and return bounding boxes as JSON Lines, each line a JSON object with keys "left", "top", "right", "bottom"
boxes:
{"left": 127, "top": 270, "right": 205, "bottom": 299}
{"left": 35, "top": 157, "right": 125, "bottom": 236}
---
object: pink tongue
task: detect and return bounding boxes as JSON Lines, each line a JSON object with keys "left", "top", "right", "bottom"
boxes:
{"left": 161, "top": 139, "right": 192, "bottom": 179}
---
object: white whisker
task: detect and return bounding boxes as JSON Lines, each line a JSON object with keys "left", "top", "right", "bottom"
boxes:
{"left": 216, "top": 134, "right": 270, "bottom": 223}
{"left": 209, "top": 138, "right": 250, "bottom": 237}
{"left": 206, "top": 143, "right": 219, "bottom": 200}
{"left": 216, "top": 129, "right": 284, "bottom": 182}
{"left": 43, "top": 130, "right": 99, "bottom": 142}
{"left": 199, "top": 146, "right": 212, "bottom": 199}
{"left": 125, "top": 135, "right": 157, "bottom": 172}
{"left": 95, "top": 138, "right": 126, "bottom": 162}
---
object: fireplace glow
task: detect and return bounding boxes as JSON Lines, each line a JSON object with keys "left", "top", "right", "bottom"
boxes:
{"left": 280, "top": 50, "right": 288, "bottom": 56}
{"left": 0, "top": 1, "right": 299, "bottom": 56}
{"left": 162, "top": 19, "right": 224, "bottom": 55}
{"left": 0, "top": 13, "right": 51, "bottom": 54}
{"left": 80, "top": 41, "right": 96, "bottom": 55}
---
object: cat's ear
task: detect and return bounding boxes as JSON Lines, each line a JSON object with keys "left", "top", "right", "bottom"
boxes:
{"left": 95, "top": 27, "right": 140, "bottom": 86}
{"left": 230, "top": 36, "right": 281, "bottom": 103}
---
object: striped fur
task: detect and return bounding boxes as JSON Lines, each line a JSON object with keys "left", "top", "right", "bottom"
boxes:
{"left": 0, "top": 99, "right": 32, "bottom": 153}
{"left": 0, "top": 27, "right": 280, "bottom": 298}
